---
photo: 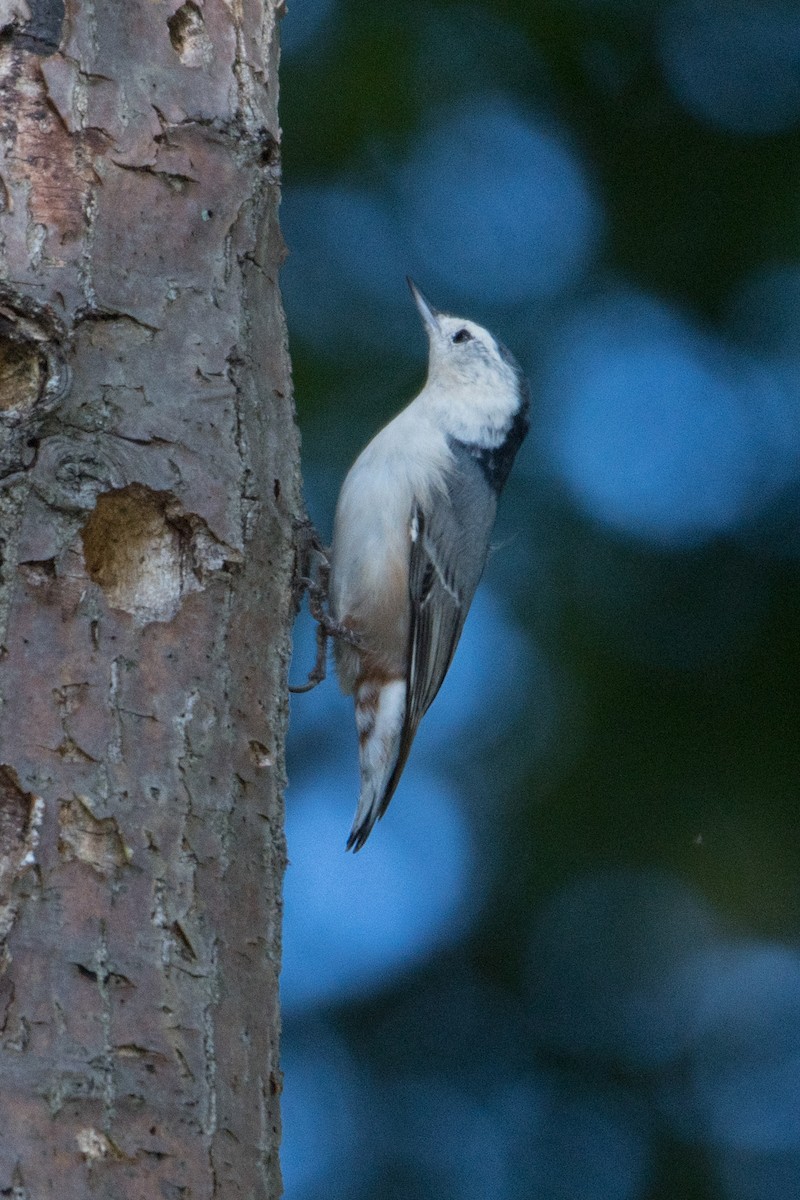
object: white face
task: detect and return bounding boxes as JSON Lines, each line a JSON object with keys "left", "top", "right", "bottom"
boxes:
{"left": 430, "top": 314, "right": 508, "bottom": 380}
{"left": 423, "top": 314, "right": 524, "bottom": 444}
{"left": 408, "top": 281, "right": 518, "bottom": 384}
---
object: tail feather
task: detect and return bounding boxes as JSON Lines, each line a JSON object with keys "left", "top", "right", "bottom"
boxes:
{"left": 347, "top": 677, "right": 406, "bottom": 851}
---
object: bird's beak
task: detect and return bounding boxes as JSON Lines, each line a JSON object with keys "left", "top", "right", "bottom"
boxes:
{"left": 407, "top": 277, "right": 441, "bottom": 337}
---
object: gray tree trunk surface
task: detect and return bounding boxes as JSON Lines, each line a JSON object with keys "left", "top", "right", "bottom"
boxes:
{"left": 0, "top": 0, "right": 296, "bottom": 1194}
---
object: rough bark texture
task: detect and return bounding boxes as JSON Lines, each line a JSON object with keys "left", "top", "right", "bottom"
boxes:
{"left": 0, "top": 0, "right": 296, "bottom": 1194}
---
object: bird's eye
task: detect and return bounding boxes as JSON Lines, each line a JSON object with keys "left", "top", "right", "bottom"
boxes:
{"left": 452, "top": 328, "right": 473, "bottom": 344}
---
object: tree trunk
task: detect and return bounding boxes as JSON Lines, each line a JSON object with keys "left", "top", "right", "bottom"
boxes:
{"left": 0, "top": 0, "right": 295, "bottom": 1194}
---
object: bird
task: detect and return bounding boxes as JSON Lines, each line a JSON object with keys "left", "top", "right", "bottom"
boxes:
{"left": 328, "top": 279, "right": 530, "bottom": 850}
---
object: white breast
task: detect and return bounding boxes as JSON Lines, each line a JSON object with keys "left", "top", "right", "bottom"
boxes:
{"left": 329, "top": 405, "right": 451, "bottom": 680}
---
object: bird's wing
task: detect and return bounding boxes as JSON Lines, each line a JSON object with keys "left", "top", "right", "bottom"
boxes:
{"left": 378, "top": 450, "right": 498, "bottom": 814}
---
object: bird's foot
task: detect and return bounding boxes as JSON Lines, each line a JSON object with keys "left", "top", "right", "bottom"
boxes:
{"left": 289, "top": 521, "right": 361, "bottom": 693}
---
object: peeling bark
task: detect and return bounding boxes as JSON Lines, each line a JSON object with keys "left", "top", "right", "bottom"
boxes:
{"left": 0, "top": 0, "right": 295, "bottom": 1194}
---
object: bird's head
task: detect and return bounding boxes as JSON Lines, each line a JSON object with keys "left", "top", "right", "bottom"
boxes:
{"left": 406, "top": 277, "right": 527, "bottom": 440}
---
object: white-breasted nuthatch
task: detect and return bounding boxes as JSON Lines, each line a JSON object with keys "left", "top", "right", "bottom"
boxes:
{"left": 329, "top": 279, "right": 530, "bottom": 850}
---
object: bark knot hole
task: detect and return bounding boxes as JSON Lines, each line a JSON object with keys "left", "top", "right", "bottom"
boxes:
{"left": 0, "top": 765, "right": 43, "bottom": 942}
{"left": 0, "top": 766, "right": 33, "bottom": 862}
{"left": 0, "top": 293, "right": 70, "bottom": 415}
{"left": 80, "top": 483, "right": 241, "bottom": 624}
{"left": 167, "top": 1, "right": 212, "bottom": 67}
{"left": 0, "top": 330, "right": 43, "bottom": 415}
{"left": 0, "top": 293, "right": 71, "bottom": 482}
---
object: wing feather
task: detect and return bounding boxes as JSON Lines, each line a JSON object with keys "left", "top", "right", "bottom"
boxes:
{"left": 378, "top": 451, "right": 498, "bottom": 814}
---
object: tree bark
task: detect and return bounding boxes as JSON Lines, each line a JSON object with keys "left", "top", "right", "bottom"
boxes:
{"left": 0, "top": 0, "right": 295, "bottom": 1194}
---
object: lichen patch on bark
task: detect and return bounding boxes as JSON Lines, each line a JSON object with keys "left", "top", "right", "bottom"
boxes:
{"left": 58, "top": 796, "right": 131, "bottom": 876}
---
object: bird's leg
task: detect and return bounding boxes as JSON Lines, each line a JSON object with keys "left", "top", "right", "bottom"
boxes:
{"left": 290, "top": 517, "right": 327, "bottom": 616}
{"left": 288, "top": 606, "right": 329, "bottom": 693}
{"left": 289, "top": 520, "right": 362, "bottom": 694}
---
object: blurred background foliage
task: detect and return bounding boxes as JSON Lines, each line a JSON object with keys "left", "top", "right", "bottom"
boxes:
{"left": 279, "top": 2, "right": 800, "bottom": 1197}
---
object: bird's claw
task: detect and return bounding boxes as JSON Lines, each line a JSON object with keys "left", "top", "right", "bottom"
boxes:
{"left": 289, "top": 523, "right": 361, "bottom": 693}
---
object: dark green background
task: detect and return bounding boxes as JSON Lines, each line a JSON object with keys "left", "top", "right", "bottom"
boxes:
{"left": 280, "top": 3, "right": 800, "bottom": 1197}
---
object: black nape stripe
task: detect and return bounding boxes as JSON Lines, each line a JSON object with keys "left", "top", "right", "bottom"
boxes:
{"left": 451, "top": 382, "right": 530, "bottom": 494}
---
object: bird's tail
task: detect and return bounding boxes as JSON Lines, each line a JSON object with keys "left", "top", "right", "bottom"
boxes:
{"left": 347, "top": 676, "right": 406, "bottom": 851}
